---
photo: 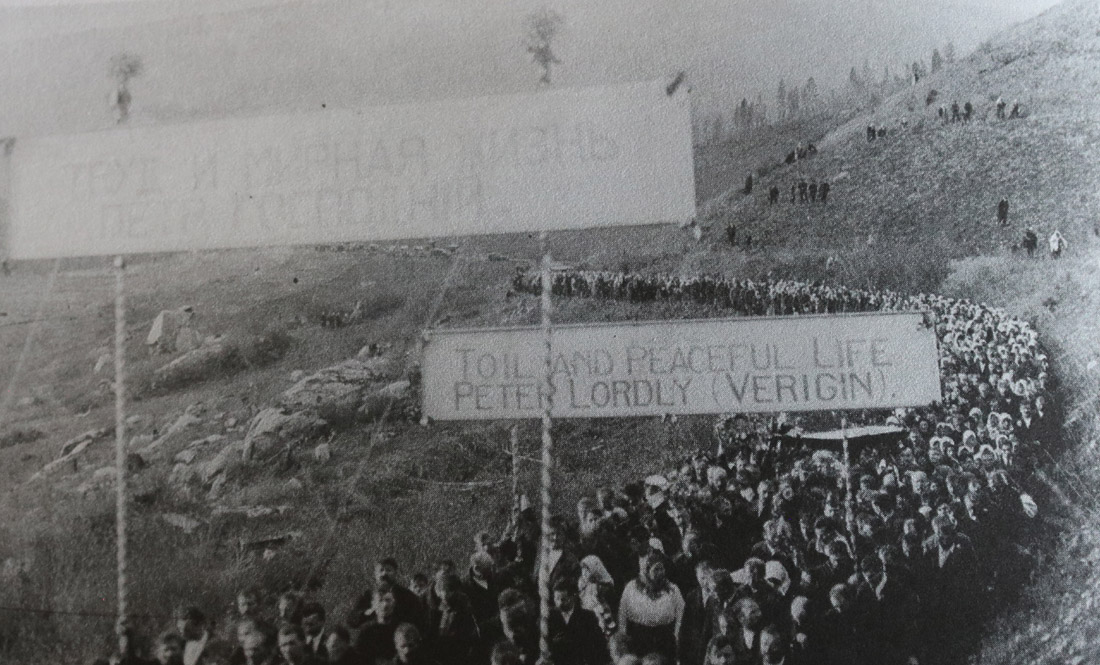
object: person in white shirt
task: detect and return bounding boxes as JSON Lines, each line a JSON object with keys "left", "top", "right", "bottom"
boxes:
{"left": 617, "top": 552, "right": 684, "bottom": 662}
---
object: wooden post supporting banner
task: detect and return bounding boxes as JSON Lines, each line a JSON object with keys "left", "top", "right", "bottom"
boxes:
{"left": 510, "top": 424, "right": 521, "bottom": 528}
{"left": 112, "top": 256, "right": 129, "bottom": 633}
{"left": 537, "top": 232, "right": 555, "bottom": 662}
{"left": 841, "top": 416, "right": 857, "bottom": 560}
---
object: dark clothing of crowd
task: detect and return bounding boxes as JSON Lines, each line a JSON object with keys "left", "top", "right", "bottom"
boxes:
{"left": 112, "top": 272, "right": 1052, "bottom": 665}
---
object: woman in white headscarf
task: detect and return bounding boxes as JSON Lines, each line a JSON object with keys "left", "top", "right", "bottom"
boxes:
{"left": 579, "top": 554, "right": 618, "bottom": 636}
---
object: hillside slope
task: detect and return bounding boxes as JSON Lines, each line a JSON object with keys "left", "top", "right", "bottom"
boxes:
{"left": 702, "top": 0, "right": 1100, "bottom": 262}
{"left": 0, "top": 1, "right": 1097, "bottom": 662}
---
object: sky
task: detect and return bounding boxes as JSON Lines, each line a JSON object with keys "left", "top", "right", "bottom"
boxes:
{"left": 0, "top": 0, "right": 1064, "bottom": 137}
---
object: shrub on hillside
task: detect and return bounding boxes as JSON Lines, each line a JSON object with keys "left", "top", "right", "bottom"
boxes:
{"left": 240, "top": 327, "right": 294, "bottom": 367}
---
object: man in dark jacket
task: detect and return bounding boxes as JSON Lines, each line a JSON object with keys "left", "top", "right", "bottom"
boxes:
{"left": 548, "top": 580, "right": 607, "bottom": 665}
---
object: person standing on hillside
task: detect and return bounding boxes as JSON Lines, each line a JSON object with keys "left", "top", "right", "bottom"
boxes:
{"left": 808, "top": 181, "right": 818, "bottom": 203}
{"left": 791, "top": 184, "right": 797, "bottom": 204}
{"left": 798, "top": 180, "right": 808, "bottom": 203}
{"left": 819, "top": 182, "right": 830, "bottom": 204}
{"left": 951, "top": 102, "right": 961, "bottom": 123}
{"left": 1022, "top": 228, "right": 1038, "bottom": 257}
{"left": 769, "top": 186, "right": 780, "bottom": 205}
{"left": 1049, "top": 230, "right": 1067, "bottom": 258}
{"left": 963, "top": 101, "right": 974, "bottom": 122}
{"left": 996, "top": 97, "right": 1007, "bottom": 120}
{"left": 997, "top": 199, "right": 1009, "bottom": 226}
{"left": 744, "top": 173, "right": 753, "bottom": 195}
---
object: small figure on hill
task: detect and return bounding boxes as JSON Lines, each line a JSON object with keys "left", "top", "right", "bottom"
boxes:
{"left": 807, "top": 142, "right": 817, "bottom": 156}
{"left": 1, "top": 259, "right": 8, "bottom": 276}
{"left": 963, "top": 101, "right": 974, "bottom": 122}
{"left": 1049, "top": 230, "right": 1067, "bottom": 258}
{"left": 798, "top": 180, "right": 808, "bottom": 203}
{"left": 808, "top": 180, "right": 818, "bottom": 203}
{"left": 938, "top": 106, "right": 945, "bottom": 121}
{"left": 786, "top": 151, "right": 796, "bottom": 165}
{"left": 995, "top": 97, "right": 1007, "bottom": 120}
{"left": 743, "top": 234, "right": 753, "bottom": 250}
{"left": 867, "top": 125, "right": 876, "bottom": 142}
{"left": 1022, "top": 227, "right": 1038, "bottom": 257}
{"left": 1009, "top": 101, "right": 1021, "bottom": 119}
{"left": 790, "top": 184, "right": 797, "bottom": 204}
{"left": 997, "top": 198, "right": 1009, "bottom": 226}
{"left": 744, "top": 173, "right": 753, "bottom": 195}
{"left": 877, "top": 127, "right": 887, "bottom": 138}
{"left": 819, "top": 181, "right": 830, "bottom": 203}
{"left": 726, "top": 223, "right": 737, "bottom": 247}
{"left": 951, "top": 102, "right": 961, "bottom": 123}
{"left": 768, "top": 186, "right": 780, "bottom": 205}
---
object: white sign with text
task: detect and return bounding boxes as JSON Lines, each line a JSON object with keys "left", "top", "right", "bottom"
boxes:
{"left": 4, "top": 80, "right": 694, "bottom": 259}
{"left": 422, "top": 312, "right": 942, "bottom": 420}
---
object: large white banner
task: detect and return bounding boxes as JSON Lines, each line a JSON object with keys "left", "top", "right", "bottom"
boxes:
{"left": 422, "top": 312, "right": 942, "bottom": 420}
{"left": 3, "top": 80, "right": 694, "bottom": 259}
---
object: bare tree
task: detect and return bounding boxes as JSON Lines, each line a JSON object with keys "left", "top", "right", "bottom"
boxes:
{"left": 109, "top": 53, "right": 143, "bottom": 124}
{"left": 524, "top": 9, "right": 564, "bottom": 86}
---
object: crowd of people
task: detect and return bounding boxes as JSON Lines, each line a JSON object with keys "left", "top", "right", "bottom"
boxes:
{"left": 97, "top": 272, "right": 1054, "bottom": 665}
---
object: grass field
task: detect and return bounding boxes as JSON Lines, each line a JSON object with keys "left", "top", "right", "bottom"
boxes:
{"left": 1, "top": 0, "right": 1099, "bottom": 662}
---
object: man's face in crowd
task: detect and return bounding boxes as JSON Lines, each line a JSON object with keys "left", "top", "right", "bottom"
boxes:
{"left": 326, "top": 633, "right": 348, "bottom": 662}
{"left": 553, "top": 589, "right": 576, "bottom": 614}
{"left": 696, "top": 563, "right": 714, "bottom": 593}
{"left": 237, "top": 594, "right": 258, "bottom": 617}
{"left": 740, "top": 604, "right": 763, "bottom": 631}
{"left": 710, "top": 645, "right": 737, "bottom": 665}
{"left": 176, "top": 618, "right": 201, "bottom": 641}
{"left": 760, "top": 631, "right": 785, "bottom": 665}
{"left": 648, "top": 562, "right": 668, "bottom": 586}
{"left": 278, "top": 632, "right": 305, "bottom": 664}
{"left": 547, "top": 526, "right": 566, "bottom": 550}
{"left": 242, "top": 633, "right": 269, "bottom": 665}
{"left": 395, "top": 632, "right": 420, "bottom": 663}
{"left": 375, "top": 562, "right": 398, "bottom": 585}
{"left": 374, "top": 591, "right": 396, "bottom": 622}
{"left": 278, "top": 597, "right": 297, "bottom": 621}
{"left": 157, "top": 641, "right": 183, "bottom": 665}
{"left": 302, "top": 612, "right": 324, "bottom": 637}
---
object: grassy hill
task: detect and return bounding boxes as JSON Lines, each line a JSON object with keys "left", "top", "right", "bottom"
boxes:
{"left": 1, "top": 0, "right": 1099, "bottom": 662}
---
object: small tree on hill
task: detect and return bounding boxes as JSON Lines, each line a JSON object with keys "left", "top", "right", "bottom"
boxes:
{"left": 524, "top": 8, "right": 564, "bottom": 86}
{"left": 944, "top": 41, "right": 956, "bottom": 63}
{"left": 109, "top": 53, "right": 143, "bottom": 124}
{"left": 803, "top": 77, "right": 818, "bottom": 111}
{"left": 931, "top": 48, "right": 944, "bottom": 73}
{"left": 776, "top": 78, "right": 787, "bottom": 121}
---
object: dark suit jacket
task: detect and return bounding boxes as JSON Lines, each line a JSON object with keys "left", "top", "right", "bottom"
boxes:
{"left": 548, "top": 607, "right": 607, "bottom": 665}
{"left": 677, "top": 587, "right": 713, "bottom": 665}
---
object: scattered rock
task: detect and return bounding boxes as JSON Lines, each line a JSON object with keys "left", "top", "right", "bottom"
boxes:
{"left": 129, "top": 434, "right": 155, "bottom": 450}
{"left": 202, "top": 440, "right": 246, "bottom": 483}
{"left": 285, "top": 478, "right": 303, "bottom": 491}
{"left": 30, "top": 428, "right": 112, "bottom": 481}
{"left": 289, "top": 370, "right": 306, "bottom": 382}
{"left": 152, "top": 340, "right": 242, "bottom": 391}
{"left": 359, "top": 380, "right": 412, "bottom": 421}
{"left": 242, "top": 409, "right": 326, "bottom": 461}
{"left": 174, "top": 326, "right": 204, "bottom": 354}
{"left": 124, "top": 414, "right": 143, "bottom": 427}
{"left": 161, "top": 513, "right": 202, "bottom": 534}
{"left": 169, "top": 463, "right": 199, "bottom": 487}
{"left": 146, "top": 306, "right": 195, "bottom": 353}
{"left": 175, "top": 449, "right": 199, "bottom": 465}
{"left": 225, "top": 417, "right": 239, "bottom": 428}
{"left": 313, "top": 442, "right": 332, "bottom": 463}
{"left": 93, "top": 353, "right": 113, "bottom": 375}
{"left": 15, "top": 396, "right": 37, "bottom": 408}
{"left": 138, "top": 413, "right": 203, "bottom": 457}
{"left": 278, "top": 358, "right": 394, "bottom": 424}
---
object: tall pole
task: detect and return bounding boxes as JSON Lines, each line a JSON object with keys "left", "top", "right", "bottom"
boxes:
{"left": 841, "top": 416, "right": 856, "bottom": 559}
{"left": 510, "top": 424, "right": 521, "bottom": 528}
{"left": 113, "top": 256, "right": 129, "bottom": 633}
{"left": 537, "top": 232, "right": 555, "bottom": 662}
